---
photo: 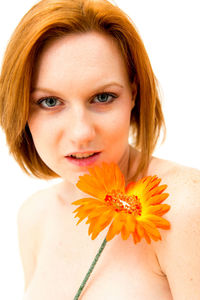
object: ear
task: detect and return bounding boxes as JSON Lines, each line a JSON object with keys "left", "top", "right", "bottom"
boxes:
{"left": 131, "top": 79, "right": 137, "bottom": 110}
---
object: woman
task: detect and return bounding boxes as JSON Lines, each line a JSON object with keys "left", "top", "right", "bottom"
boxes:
{"left": 0, "top": 0, "right": 199, "bottom": 299}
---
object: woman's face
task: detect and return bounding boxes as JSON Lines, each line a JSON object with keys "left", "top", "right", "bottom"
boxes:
{"left": 29, "top": 31, "right": 135, "bottom": 183}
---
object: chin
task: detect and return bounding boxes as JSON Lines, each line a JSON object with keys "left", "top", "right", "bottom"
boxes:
{"left": 63, "top": 171, "right": 88, "bottom": 184}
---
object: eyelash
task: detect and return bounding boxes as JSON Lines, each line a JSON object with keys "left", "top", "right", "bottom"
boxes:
{"left": 92, "top": 93, "right": 117, "bottom": 104}
{"left": 36, "top": 96, "right": 62, "bottom": 108}
{"left": 35, "top": 92, "right": 118, "bottom": 109}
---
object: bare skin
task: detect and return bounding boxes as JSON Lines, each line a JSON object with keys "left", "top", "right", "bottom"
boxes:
{"left": 18, "top": 32, "right": 200, "bottom": 299}
{"left": 18, "top": 146, "right": 200, "bottom": 300}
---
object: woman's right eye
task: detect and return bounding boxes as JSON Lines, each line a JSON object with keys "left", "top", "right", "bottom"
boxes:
{"left": 37, "top": 97, "right": 62, "bottom": 108}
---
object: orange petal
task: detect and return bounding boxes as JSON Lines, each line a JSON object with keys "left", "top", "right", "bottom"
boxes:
{"left": 136, "top": 222, "right": 145, "bottom": 239}
{"left": 146, "top": 184, "right": 168, "bottom": 198}
{"left": 76, "top": 163, "right": 125, "bottom": 199}
{"left": 143, "top": 231, "right": 151, "bottom": 244}
{"left": 106, "top": 213, "right": 124, "bottom": 241}
{"left": 126, "top": 214, "right": 136, "bottom": 233}
{"left": 145, "top": 204, "right": 171, "bottom": 216}
{"left": 147, "top": 214, "right": 171, "bottom": 229}
{"left": 73, "top": 202, "right": 98, "bottom": 215}
{"left": 146, "top": 193, "right": 169, "bottom": 205}
{"left": 139, "top": 219, "right": 161, "bottom": 240}
{"left": 144, "top": 177, "right": 161, "bottom": 193}
{"left": 126, "top": 181, "right": 146, "bottom": 197}
{"left": 90, "top": 162, "right": 125, "bottom": 192}
{"left": 88, "top": 218, "right": 98, "bottom": 236}
{"left": 126, "top": 176, "right": 156, "bottom": 198}
{"left": 132, "top": 223, "right": 142, "bottom": 244}
{"left": 121, "top": 225, "right": 130, "bottom": 240}
{"left": 120, "top": 214, "right": 137, "bottom": 240}
{"left": 76, "top": 175, "right": 107, "bottom": 199}
{"left": 87, "top": 206, "right": 111, "bottom": 219}
{"left": 90, "top": 164, "right": 113, "bottom": 193}
{"left": 72, "top": 197, "right": 96, "bottom": 205}
{"left": 113, "top": 163, "right": 126, "bottom": 191}
{"left": 91, "top": 211, "right": 114, "bottom": 240}
{"left": 141, "top": 176, "right": 156, "bottom": 187}
{"left": 132, "top": 230, "right": 141, "bottom": 244}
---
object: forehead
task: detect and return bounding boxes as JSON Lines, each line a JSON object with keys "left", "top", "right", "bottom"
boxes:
{"left": 32, "top": 31, "right": 129, "bottom": 90}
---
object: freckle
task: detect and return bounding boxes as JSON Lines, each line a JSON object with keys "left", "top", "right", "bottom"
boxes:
{"left": 192, "top": 179, "right": 198, "bottom": 184}
{"left": 58, "top": 195, "right": 66, "bottom": 206}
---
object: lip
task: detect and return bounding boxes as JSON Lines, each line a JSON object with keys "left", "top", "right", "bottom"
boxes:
{"left": 65, "top": 152, "right": 101, "bottom": 167}
{"left": 67, "top": 150, "right": 99, "bottom": 156}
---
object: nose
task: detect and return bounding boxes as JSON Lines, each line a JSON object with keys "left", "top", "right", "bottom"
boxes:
{"left": 68, "top": 105, "right": 96, "bottom": 147}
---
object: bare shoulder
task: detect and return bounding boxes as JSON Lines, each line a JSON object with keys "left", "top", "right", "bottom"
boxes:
{"left": 17, "top": 182, "right": 62, "bottom": 222}
{"left": 149, "top": 155, "right": 200, "bottom": 229}
{"left": 149, "top": 155, "right": 200, "bottom": 192}
{"left": 17, "top": 184, "right": 59, "bottom": 290}
{"left": 17, "top": 183, "right": 61, "bottom": 256}
{"left": 166, "top": 160, "right": 200, "bottom": 205}
{"left": 150, "top": 157, "right": 200, "bottom": 298}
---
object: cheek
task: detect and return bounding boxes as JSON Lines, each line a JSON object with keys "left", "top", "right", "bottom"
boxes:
{"left": 28, "top": 116, "right": 61, "bottom": 172}
{"left": 99, "top": 106, "right": 131, "bottom": 164}
{"left": 101, "top": 105, "right": 131, "bottom": 138}
{"left": 28, "top": 114, "right": 59, "bottom": 154}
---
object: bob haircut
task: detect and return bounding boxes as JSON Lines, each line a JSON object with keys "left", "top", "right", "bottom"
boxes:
{"left": 0, "top": 0, "right": 166, "bottom": 181}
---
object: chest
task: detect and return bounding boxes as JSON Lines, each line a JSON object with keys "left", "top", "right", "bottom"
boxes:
{"left": 26, "top": 202, "right": 172, "bottom": 300}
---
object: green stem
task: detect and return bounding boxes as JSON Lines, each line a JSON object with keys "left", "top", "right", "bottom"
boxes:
{"left": 73, "top": 237, "right": 107, "bottom": 299}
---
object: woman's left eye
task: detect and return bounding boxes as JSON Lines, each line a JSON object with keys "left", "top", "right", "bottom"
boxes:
{"left": 92, "top": 93, "right": 117, "bottom": 104}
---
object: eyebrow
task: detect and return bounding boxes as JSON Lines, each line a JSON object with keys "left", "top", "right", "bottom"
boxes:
{"left": 30, "top": 82, "right": 124, "bottom": 94}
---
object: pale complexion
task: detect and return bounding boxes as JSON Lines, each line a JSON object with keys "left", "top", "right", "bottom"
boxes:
{"left": 29, "top": 31, "right": 136, "bottom": 185}
{"left": 18, "top": 31, "right": 200, "bottom": 300}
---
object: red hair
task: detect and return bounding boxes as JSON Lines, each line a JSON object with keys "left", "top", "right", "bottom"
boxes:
{"left": 0, "top": 0, "right": 166, "bottom": 180}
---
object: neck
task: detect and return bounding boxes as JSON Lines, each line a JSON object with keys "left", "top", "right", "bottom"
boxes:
{"left": 122, "top": 145, "right": 141, "bottom": 184}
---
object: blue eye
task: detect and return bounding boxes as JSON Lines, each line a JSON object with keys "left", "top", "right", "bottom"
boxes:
{"left": 37, "top": 97, "right": 61, "bottom": 108}
{"left": 93, "top": 93, "right": 117, "bottom": 104}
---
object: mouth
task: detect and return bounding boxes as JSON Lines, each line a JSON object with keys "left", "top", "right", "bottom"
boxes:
{"left": 65, "top": 151, "right": 101, "bottom": 166}
{"left": 68, "top": 152, "right": 99, "bottom": 159}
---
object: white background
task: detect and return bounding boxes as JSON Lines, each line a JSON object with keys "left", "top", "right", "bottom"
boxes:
{"left": 0, "top": 0, "right": 199, "bottom": 298}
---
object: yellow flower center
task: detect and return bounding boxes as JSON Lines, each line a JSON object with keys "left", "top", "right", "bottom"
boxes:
{"left": 104, "top": 190, "right": 142, "bottom": 215}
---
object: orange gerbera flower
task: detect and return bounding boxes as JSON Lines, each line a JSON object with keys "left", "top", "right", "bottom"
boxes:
{"left": 72, "top": 162, "right": 170, "bottom": 244}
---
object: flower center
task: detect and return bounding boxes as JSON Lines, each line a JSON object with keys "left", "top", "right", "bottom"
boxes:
{"left": 104, "top": 190, "right": 142, "bottom": 215}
